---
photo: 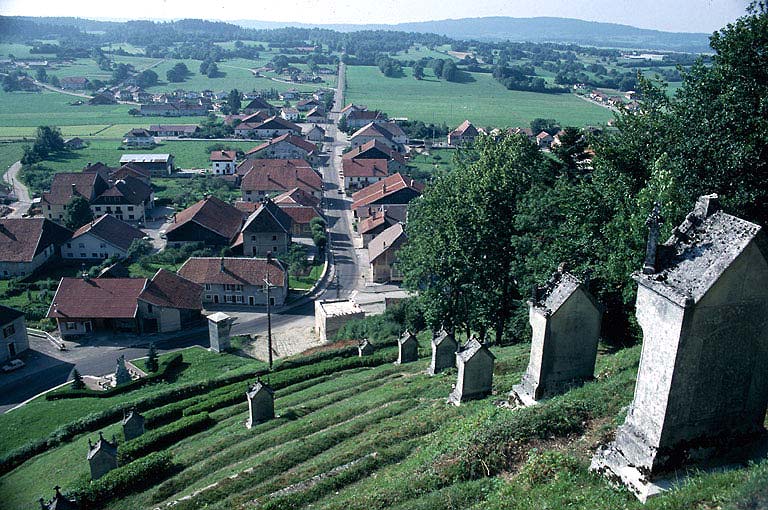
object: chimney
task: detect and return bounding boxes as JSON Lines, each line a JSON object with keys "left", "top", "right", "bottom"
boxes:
{"left": 220, "top": 257, "right": 225, "bottom": 272}
{"left": 71, "top": 183, "right": 77, "bottom": 195}
{"left": 173, "top": 213, "right": 177, "bottom": 223}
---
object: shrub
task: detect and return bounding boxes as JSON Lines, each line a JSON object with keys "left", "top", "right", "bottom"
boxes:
{"left": 74, "top": 451, "right": 175, "bottom": 509}
{"left": 118, "top": 413, "right": 213, "bottom": 464}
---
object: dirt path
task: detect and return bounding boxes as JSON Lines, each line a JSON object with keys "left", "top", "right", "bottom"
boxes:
{"left": 2, "top": 161, "right": 32, "bottom": 218}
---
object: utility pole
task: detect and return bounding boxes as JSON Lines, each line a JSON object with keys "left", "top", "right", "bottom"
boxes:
{"left": 336, "top": 271, "right": 340, "bottom": 299}
{"left": 265, "top": 252, "right": 274, "bottom": 370}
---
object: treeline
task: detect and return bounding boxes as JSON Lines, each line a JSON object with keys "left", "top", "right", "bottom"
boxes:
{"left": 399, "top": 6, "right": 768, "bottom": 346}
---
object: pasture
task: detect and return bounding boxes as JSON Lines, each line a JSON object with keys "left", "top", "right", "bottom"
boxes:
{"left": 345, "top": 66, "right": 614, "bottom": 128}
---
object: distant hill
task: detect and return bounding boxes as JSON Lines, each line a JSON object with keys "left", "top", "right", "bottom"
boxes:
{"left": 235, "top": 16, "right": 713, "bottom": 53}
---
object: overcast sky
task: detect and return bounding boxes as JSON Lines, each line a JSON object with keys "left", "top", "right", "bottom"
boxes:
{"left": 0, "top": 0, "right": 751, "bottom": 33}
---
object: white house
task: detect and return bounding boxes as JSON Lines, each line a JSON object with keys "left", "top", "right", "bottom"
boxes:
{"left": 209, "top": 150, "right": 238, "bottom": 175}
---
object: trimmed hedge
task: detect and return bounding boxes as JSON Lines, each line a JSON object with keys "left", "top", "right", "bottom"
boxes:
{"left": 74, "top": 451, "right": 175, "bottom": 510}
{"left": 47, "top": 353, "right": 183, "bottom": 400}
{"left": 182, "top": 349, "right": 397, "bottom": 417}
{"left": 118, "top": 412, "right": 212, "bottom": 464}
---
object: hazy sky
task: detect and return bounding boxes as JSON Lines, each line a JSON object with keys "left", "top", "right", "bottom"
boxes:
{"left": 0, "top": 0, "right": 750, "bottom": 33}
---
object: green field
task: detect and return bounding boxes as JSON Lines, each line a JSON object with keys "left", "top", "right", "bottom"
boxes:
{"left": 33, "top": 139, "right": 258, "bottom": 173}
{"left": 0, "top": 335, "right": 765, "bottom": 510}
{"left": 345, "top": 66, "right": 614, "bottom": 128}
{"left": 0, "top": 141, "right": 25, "bottom": 179}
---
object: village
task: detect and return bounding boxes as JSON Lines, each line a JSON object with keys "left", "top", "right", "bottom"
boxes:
{"left": 0, "top": 4, "right": 766, "bottom": 510}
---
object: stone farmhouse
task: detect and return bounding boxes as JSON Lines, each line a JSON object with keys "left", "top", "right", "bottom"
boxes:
{"left": 238, "top": 198, "right": 293, "bottom": 257}
{"left": 0, "top": 305, "right": 29, "bottom": 363}
{"left": 447, "top": 120, "right": 479, "bottom": 146}
{"left": 342, "top": 158, "right": 389, "bottom": 191}
{"left": 165, "top": 196, "right": 244, "bottom": 248}
{"left": 0, "top": 218, "right": 72, "bottom": 278}
{"left": 178, "top": 257, "right": 288, "bottom": 307}
{"left": 342, "top": 140, "right": 409, "bottom": 174}
{"left": 351, "top": 173, "right": 423, "bottom": 221}
{"left": 368, "top": 222, "right": 407, "bottom": 283}
{"left": 210, "top": 150, "right": 238, "bottom": 175}
{"left": 62, "top": 214, "right": 146, "bottom": 260}
{"left": 244, "top": 134, "right": 319, "bottom": 164}
{"left": 238, "top": 159, "right": 322, "bottom": 200}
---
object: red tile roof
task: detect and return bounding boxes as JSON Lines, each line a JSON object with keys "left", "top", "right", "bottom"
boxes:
{"left": 92, "top": 175, "right": 152, "bottom": 206}
{"left": 351, "top": 173, "right": 424, "bottom": 211}
{"left": 239, "top": 159, "right": 322, "bottom": 195}
{"left": 273, "top": 187, "right": 321, "bottom": 208}
{"left": 368, "top": 223, "right": 406, "bottom": 263}
{"left": 165, "top": 196, "right": 244, "bottom": 242}
{"left": 111, "top": 163, "right": 151, "bottom": 181}
{"left": 178, "top": 257, "right": 286, "bottom": 287}
{"left": 245, "top": 134, "right": 317, "bottom": 157}
{"left": 358, "top": 208, "right": 397, "bottom": 235}
{"left": 451, "top": 120, "right": 477, "bottom": 137}
{"left": 42, "top": 172, "right": 109, "bottom": 206}
{"left": 71, "top": 215, "right": 146, "bottom": 251}
{"left": 279, "top": 205, "right": 321, "bottom": 225}
{"left": 48, "top": 277, "right": 147, "bottom": 319}
{"left": 346, "top": 109, "right": 385, "bottom": 122}
{"left": 139, "top": 269, "right": 202, "bottom": 310}
{"left": 342, "top": 140, "right": 407, "bottom": 165}
{"left": 0, "top": 218, "right": 72, "bottom": 263}
{"left": 210, "top": 150, "right": 237, "bottom": 162}
{"left": 350, "top": 122, "right": 395, "bottom": 142}
{"left": 342, "top": 159, "right": 389, "bottom": 178}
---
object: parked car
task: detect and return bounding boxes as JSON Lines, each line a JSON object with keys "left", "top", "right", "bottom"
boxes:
{"left": 1, "top": 359, "right": 25, "bottom": 372}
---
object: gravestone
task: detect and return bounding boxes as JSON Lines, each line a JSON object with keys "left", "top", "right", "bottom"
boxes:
{"left": 511, "top": 266, "right": 602, "bottom": 406}
{"left": 38, "top": 486, "right": 78, "bottom": 510}
{"left": 428, "top": 328, "right": 458, "bottom": 375}
{"left": 591, "top": 195, "right": 768, "bottom": 501}
{"left": 208, "top": 312, "right": 233, "bottom": 353}
{"left": 122, "top": 409, "right": 145, "bottom": 441}
{"left": 114, "top": 355, "right": 131, "bottom": 386}
{"left": 395, "top": 330, "right": 418, "bottom": 364}
{"left": 87, "top": 432, "right": 118, "bottom": 481}
{"left": 448, "top": 337, "right": 495, "bottom": 405}
{"left": 358, "top": 339, "right": 374, "bottom": 357}
{"left": 246, "top": 380, "right": 275, "bottom": 428}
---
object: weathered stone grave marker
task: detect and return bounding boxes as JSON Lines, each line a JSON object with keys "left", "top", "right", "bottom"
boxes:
{"left": 591, "top": 195, "right": 768, "bottom": 501}
{"left": 511, "top": 266, "right": 602, "bottom": 406}
{"left": 38, "top": 485, "right": 78, "bottom": 510}
{"left": 208, "top": 312, "right": 234, "bottom": 353}
{"left": 358, "top": 338, "right": 374, "bottom": 357}
{"left": 395, "top": 330, "right": 418, "bottom": 364}
{"left": 114, "top": 355, "right": 131, "bottom": 386}
{"left": 246, "top": 380, "right": 275, "bottom": 428}
{"left": 448, "top": 337, "right": 495, "bottom": 405}
{"left": 122, "top": 409, "right": 145, "bottom": 441}
{"left": 428, "top": 328, "right": 458, "bottom": 375}
{"left": 87, "top": 432, "right": 118, "bottom": 480}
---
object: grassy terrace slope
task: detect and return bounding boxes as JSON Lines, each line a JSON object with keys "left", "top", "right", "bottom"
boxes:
{"left": 0, "top": 337, "right": 765, "bottom": 510}
{"left": 345, "top": 66, "right": 614, "bottom": 128}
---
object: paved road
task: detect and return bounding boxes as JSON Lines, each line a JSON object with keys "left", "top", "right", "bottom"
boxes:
{"left": 2, "top": 161, "right": 32, "bottom": 218}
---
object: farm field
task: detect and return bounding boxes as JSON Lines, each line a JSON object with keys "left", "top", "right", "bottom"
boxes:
{"left": 345, "top": 66, "right": 614, "bottom": 128}
{"left": 0, "top": 141, "right": 26, "bottom": 179}
{"left": 0, "top": 337, "right": 765, "bottom": 510}
{"left": 33, "top": 139, "right": 260, "bottom": 173}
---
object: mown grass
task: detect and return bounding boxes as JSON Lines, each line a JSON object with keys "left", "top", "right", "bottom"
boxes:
{"left": 345, "top": 66, "right": 614, "bottom": 128}
{"left": 289, "top": 262, "right": 324, "bottom": 290}
{"left": 0, "top": 141, "right": 25, "bottom": 179}
{"left": 2, "top": 335, "right": 766, "bottom": 510}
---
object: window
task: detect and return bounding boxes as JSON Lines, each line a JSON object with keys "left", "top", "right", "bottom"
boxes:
{"left": 205, "top": 294, "right": 212, "bottom": 300}
{"left": 92, "top": 253, "right": 98, "bottom": 258}
{"left": 65, "top": 322, "right": 78, "bottom": 330}
{"left": 204, "top": 284, "right": 211, "bottom": 291}
{"left": 95, "top": 207, "right": 101, "bottom": 212}
{"left": 129, "top": 215, "right": 134, "bottom": 220}
{"left": 66, "top": 243, "right": 72, "bottom": 248}
{"left": 128, "top": 206, "right": 134, "bottom": 211}
{"left": 273, "top": 246, "right": 277, "bottom": 252}
{"left": 272, "top": 235, "right": 277, "bottom": 241}
{"left": 78, "top": 243, "right": 85, "bottom": 248}
{"left": 236, "top": 295, "right": 244, "bottom": 303}
{"left": 47, "top": 205, "right": 51, "bottom": 211}
{"left": 64, "top": 253, "right": 72, "bottom": 258}
{"left": 147, "top": 304, "right": 153, "bottom": 313}
{"left": 251, "top": 236, "right": 256, "bottom": 241}
{"left": 80, "top": 253, "right": 86, "bottom": 257}
{"left": 2, "top": 324, "right": 14, "bottom": 338}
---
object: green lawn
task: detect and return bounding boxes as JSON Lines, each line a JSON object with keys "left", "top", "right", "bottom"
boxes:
{"left": 0, "top": 141, "right": 25, "bottom": 179}
{"left": 0, "top": 43, "right": 56, "bottom": 59}
{"left": 34, "top": 139, "right": 258, "bottom": 173}
{"left": 345, "top": 66, "right": 614, "bottom": 128}
{"left": 289, "top": 262, "right": 324, "bottom": 290}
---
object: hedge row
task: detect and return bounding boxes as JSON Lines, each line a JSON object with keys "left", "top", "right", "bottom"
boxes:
{"left": 182, "top": 349, "right": 397, "bottom": 417}
{"left": 74, "top": 451, "right": 175, "bottom": 510}
{"left": 118, "top": 412, "right": 213, "bottom": 464}
{"left": 47, "top": 353, "right": 183, "bottom": 400}
{"left": 2, "top": 345, "right": 392, "bottom": 476}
